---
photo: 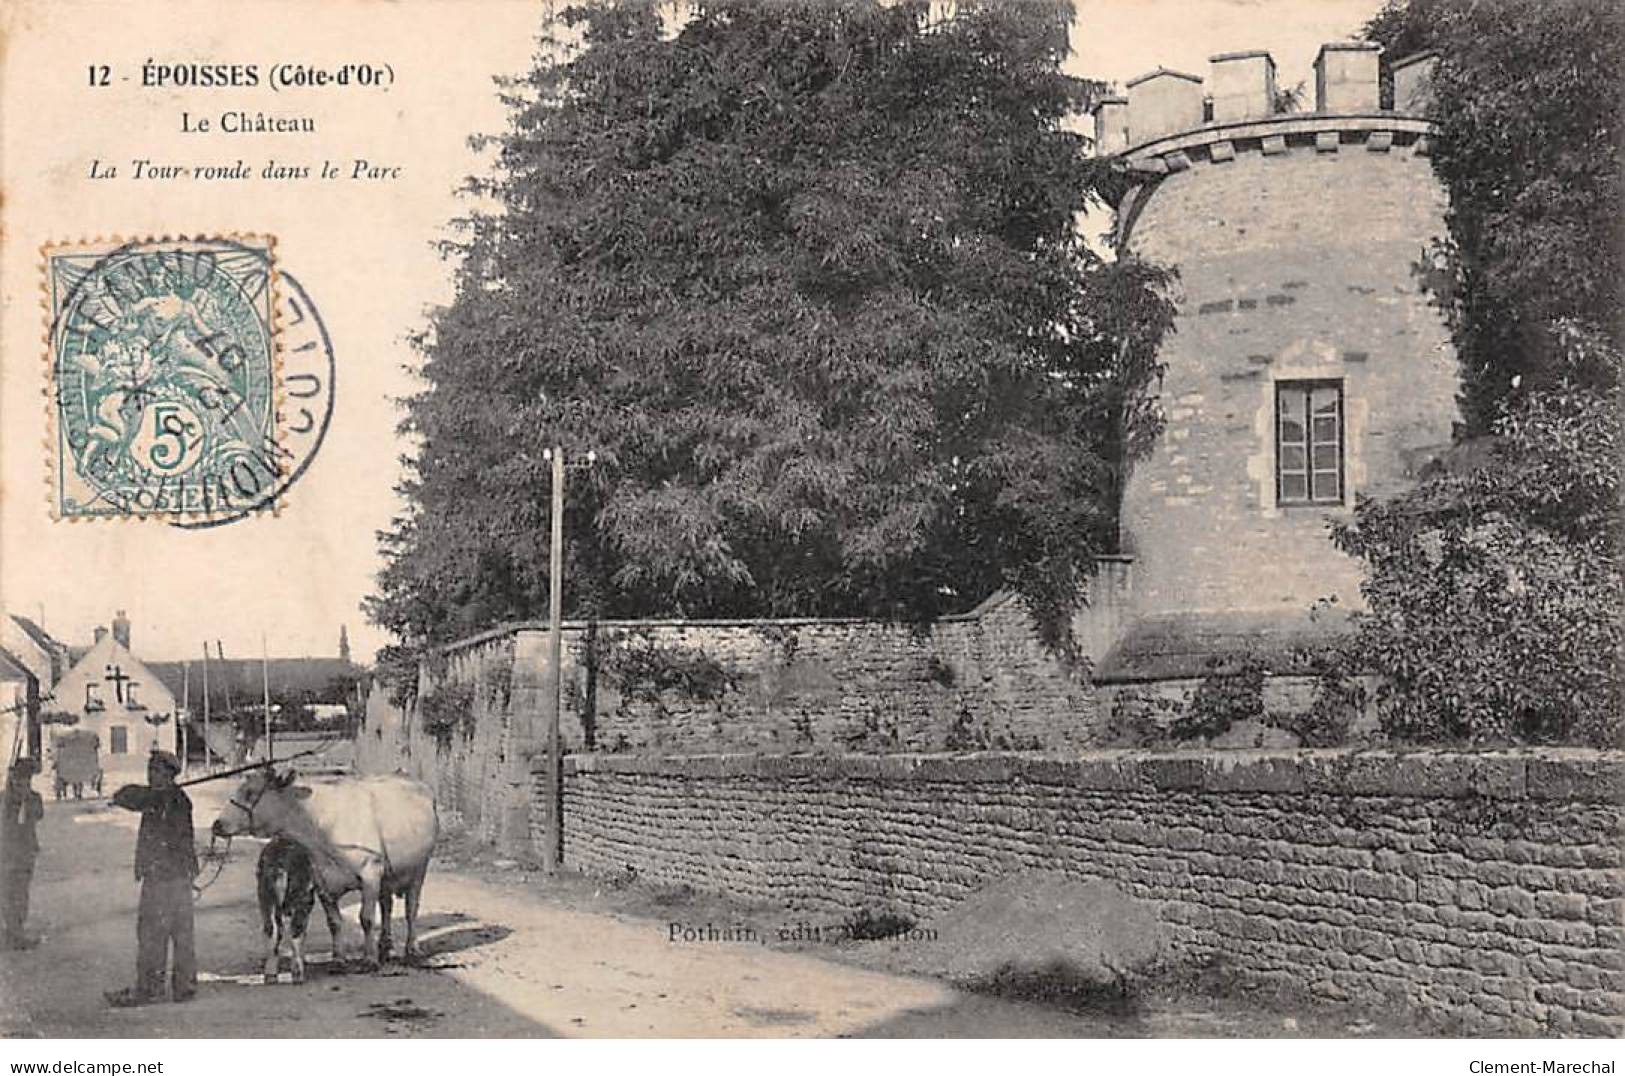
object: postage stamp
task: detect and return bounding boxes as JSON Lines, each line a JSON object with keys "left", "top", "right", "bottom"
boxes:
{"left": 169, "top": 264, "right": 336, "bottom": 531}
{"left": 43, "top": 236, "right": 283, "bottom": 521}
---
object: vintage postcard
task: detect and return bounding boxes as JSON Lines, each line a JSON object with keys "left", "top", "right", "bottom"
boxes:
{"left": 1, "top": 0, "right": 1619, "bottom": 1064}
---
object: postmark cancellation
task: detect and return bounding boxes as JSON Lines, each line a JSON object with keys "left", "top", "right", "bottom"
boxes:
{"left": 43, "top": 235, "right": 286, "bottom": 521}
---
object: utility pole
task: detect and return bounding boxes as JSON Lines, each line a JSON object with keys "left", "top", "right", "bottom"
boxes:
{"left": 261, "top": 632, "right": 274, "bottom": 764}
{"left": 539, "top": 444, "right": 594, "bottom": 874}
{"left": 23, "top": 670, "right": 40, "bottom": 762}
{"left": 217, "top": 641, "right": 238, "bottom": 764}
{"left": 200, "top": 644, "right": 212, "bottom": 770}
{"left": 542, "top": 445, "right": 565, "bottom": 874}
{"left": 181, "top": 661, "right": 190, "bottom": 776}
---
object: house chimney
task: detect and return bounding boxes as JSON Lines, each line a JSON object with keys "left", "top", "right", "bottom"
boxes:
{"left": 94, "top": 626, "right": 108, "bottom": 645}
{"left": 112, "top": 610, "right": 131, "bottom": 650}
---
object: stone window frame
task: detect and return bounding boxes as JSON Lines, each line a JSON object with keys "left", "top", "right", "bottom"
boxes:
{"left": 1275, "top": 378, "right": 1346, "bottom": 506}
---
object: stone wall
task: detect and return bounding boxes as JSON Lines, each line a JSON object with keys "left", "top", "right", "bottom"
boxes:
{"left": 356, "top": 569, "right": 1131, "bottom": 838}
{"left": 356, "top": 632, "right": 528, "bottom": 846}
{"left": 558, "top": 749, "right": 1625, "bottom": 1037}
{"left": 566, "top": 602, "right": 1091, "bottom": 755}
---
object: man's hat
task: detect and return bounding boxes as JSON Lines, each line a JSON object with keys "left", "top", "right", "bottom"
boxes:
{"left": 148, "top": 750, "right": 182, "bottom": 775}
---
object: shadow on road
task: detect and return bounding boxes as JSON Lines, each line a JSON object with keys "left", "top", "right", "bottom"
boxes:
{"left": 417, "top": 924, "right": 515, "bottom": 965}
{"left": 2, "top": 806, "right": 559, "bottom": 1039}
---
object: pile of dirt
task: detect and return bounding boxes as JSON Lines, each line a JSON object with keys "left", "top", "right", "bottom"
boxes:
{"left": 893, "top": 872, "right": 1167, "bottom": 998}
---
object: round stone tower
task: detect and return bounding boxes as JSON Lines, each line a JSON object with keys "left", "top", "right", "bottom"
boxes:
{"left": 1091, "top": 45, "right": 1458, "bottom": 681}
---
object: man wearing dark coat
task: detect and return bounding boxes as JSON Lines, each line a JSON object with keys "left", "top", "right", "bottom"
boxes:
{"left": 105, "top": 750, "right": 198, "bottom": 1006}
{"left": 1, "top": 756, "right": 44, "bottom": 949}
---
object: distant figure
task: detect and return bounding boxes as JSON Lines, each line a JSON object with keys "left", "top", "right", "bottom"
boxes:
{"left": 105, "top": 751, "right": 198, "bottom": 1006}
{"left": 1, "top": 757, "right": 44, "bottom": 949}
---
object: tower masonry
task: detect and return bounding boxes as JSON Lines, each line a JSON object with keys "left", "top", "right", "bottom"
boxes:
{"left": 1089, "top": 45, "right": 1459, "bottom": 684}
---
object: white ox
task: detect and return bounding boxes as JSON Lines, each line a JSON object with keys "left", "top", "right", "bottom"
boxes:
{"left": 213, "top": 770, "right": 439, "bottom": 966}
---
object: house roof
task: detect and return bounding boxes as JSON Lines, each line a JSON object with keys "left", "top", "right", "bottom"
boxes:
{"left": 1093, "top": 608, "right": 1355, "bottom": 684}
{"left": 0, "top": 647, "right": 35, "bottom": 684}
{"left": 9, "top": 615, "right": 60, "bottom": 655}
{"left": 146, "top": 658, "right": 361, "bottom": 705}
{"left": 7, "top": 614, "right": 75, "bottom": 681}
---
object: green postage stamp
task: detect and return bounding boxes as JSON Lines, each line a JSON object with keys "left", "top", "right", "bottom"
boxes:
{"left": 44, "top": 236, "right": 285, "bottom": 521}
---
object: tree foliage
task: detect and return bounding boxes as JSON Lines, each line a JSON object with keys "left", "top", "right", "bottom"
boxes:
{"left": 369, "top": 0, "right": 1173, "bottom": 654}
{"left": 1335, "top": 326, "right": 1622, "bottom": 747}
{"left": 1365, "top": 0, "right": 1623, "bottom": 432}
{"left": 1333, "top": 1, "right": 1624, "bottom": 746}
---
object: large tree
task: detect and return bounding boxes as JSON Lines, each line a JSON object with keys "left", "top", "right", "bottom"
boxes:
{"left": 1365, "top": 0, "right": 1622, "bottom": 431}
{"left": 1330, "top": 0, "right": 1624, "bottom": 746}
{"left": 370, "top": 0, "right": 1172, "bottom": 654}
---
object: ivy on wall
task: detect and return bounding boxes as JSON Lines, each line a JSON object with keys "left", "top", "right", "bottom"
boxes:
{"left": 1098, "top": 654, "right": 1360, "bottom": 750}
{"left": 419, "top": 680, "right": 476, "bottom": 750}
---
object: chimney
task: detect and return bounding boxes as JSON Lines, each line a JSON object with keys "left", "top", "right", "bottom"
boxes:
{"left": 1208, "top": 51, "right": 1277, "bottom": 123}
{"left": 112, "top": 610, "right": 131, "bottom": 650}
{"left": 1091, "top": 96, "right": 1129, "bottom": 156}
{"left": 94, "top": 626, "right": 108, "bottom": 645}
{"left": 1125, "top": 67, "right": 1205, "bottom": 146}
{"left": 1314, "top": 41, "right": 1382, "bottom": 114}
{"left": 1391, "top": 51, "right": 1439, "bottom": 115}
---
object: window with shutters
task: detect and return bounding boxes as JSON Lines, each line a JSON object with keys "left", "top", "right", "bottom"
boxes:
{"left": 1276, "top": 381, "right": 1344, "bottom": 505}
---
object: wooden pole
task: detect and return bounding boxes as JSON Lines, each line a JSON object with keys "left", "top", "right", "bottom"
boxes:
{"left": 175, "top": 747, "right": 321, "bottom": 788}
{"left": 543, "top": 445, "right": 564, "bottom": 873}
{"left": 216, "top": 641, "right": 233, "bottom": 714}
{"left": 180, "top": 661, "right": 190, "bottom": 775}
{"left": 23, "top": 672, "right": 40, "bottom": 763}
{"left": 216, "top": 641, "right": 237, "bottom": 763}
{"left": 261, "top": 633, "right": 273, "bottom": 764}
{"left": 201, "top": 644, "right": 212, "bottom": 770}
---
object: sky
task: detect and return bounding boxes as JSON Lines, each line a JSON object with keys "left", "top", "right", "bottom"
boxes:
{"left": 0, "top": 0, "right": 1386, "bottom": 665}
{"left": 1069, "top": 0, "right": 1384, "bottom": 91}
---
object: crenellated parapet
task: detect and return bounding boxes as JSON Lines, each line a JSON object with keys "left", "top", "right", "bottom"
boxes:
{"left": 1092, "top": 42, "right": 1440, "bottom": 172}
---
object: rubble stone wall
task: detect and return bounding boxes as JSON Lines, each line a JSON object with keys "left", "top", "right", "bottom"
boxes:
{"left": 558, "top": 749, "right": 1625, "bottom": 1036}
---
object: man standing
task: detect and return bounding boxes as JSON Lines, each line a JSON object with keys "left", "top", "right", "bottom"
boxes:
{"left": 105, "top": 750, "right": 198, "bottom": 1006}
{"left": 1, "top": 756, "right": 44, "bottom": 949}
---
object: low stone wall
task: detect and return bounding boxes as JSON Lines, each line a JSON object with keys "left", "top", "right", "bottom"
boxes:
{"left": 358, "top": 574, "right": 1133, "bottom": 845}
{"left": 557, "top": 748, "right": 1625, "bottom": 1036}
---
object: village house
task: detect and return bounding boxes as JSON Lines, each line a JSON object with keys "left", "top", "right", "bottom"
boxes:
{"left": 2, "top": 614, "right": 76, "bottom": 765}
{"left": 45, "top": 612, "right": 181, "bottom": 784}
{"left": 3, "top": 609, "right": 365, "bottom": 778}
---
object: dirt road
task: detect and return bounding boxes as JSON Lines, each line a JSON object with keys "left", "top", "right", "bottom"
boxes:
{"left": 0, "top": 788, "right": 1104, "bottom": 1038}
{"left": 0, "top": 786, "right": 1415, "bottom": 1039}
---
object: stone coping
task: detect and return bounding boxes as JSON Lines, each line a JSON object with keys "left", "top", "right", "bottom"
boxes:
{"left": 1392, "top": 50, "right": 1439, "bottom": 73}
{"left": 1316, "top": 40, "right": 1382, "bottom": 61}
{"left": 564, "top": 748, "right": 1625, "bottom": 803}
{"left": 1126, "top": 66, "right": 1202, "bottom": 88}
{"left": 439, "top": 609, "right": 990, "bottom": 657}
{"left": 1123, "top": 113, "right": 1432, "bottom": 163}
{"left": 437, "top": 556, "right": 1136, "bottom": 657}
